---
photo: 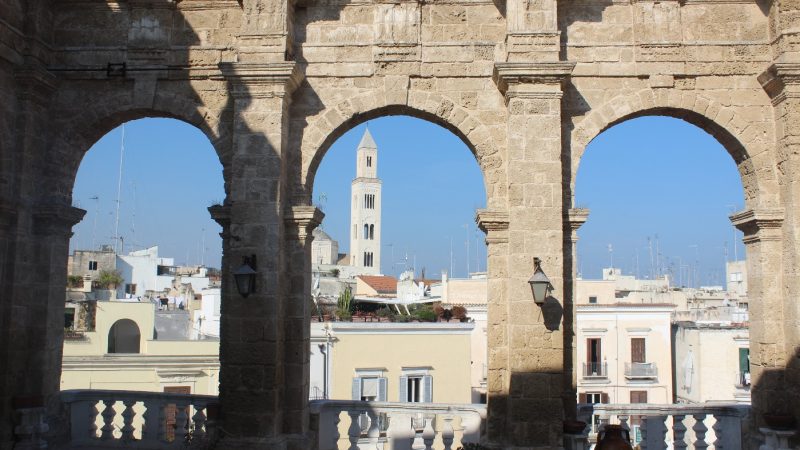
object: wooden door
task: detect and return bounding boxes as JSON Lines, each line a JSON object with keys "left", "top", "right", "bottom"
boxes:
{"left": 631, "top": 338, "right": 646, "bottom": 363}
{"left": 164, "top": 386, "right": 191, "bottom": 442}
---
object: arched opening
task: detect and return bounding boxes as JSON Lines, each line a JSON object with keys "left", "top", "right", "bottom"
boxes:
{"left": 107, "top": 319, "right": 141, "bottom": 354}
{"left": 308, "top": 114, "right": 489, "bottom": 411}
{"left": 574, "top": 114, "right": 748, "bottom": 440}
{"left": 63, "top": 117, "right": 224, "bottom": 393}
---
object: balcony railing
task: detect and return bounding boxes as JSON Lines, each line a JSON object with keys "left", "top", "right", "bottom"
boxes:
{"left": 582, "top": 362, "right": 608, "bottom": 378}
{"left": 578, "top": 403, "right": 751, "bottom": 450}
{"left": 624, "top": 362, "right": 658, "bottom": 379}
{"left": 60, "top": 389, "right": 217, "bottom": 448}
{"left": 309, "top": 399, "right": 485, "bottom": 450}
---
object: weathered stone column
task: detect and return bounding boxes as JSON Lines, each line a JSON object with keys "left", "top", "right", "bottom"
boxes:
{"left": 730, "top": 210, "right": 786, "bottom": 423}
{"left": 758, "top": 62, "right": 800, "bottom": 432}
{"left": 216, "top": 61, "right": 304, "bottom": 449}
{"left": 282, "top": 205, "right": 323, "bottom": 445}
{"left": 563, "top": 208, "right": 589, "bottom": 420}
{"left": 476, "top": 209, "right": 510, "bottom": 444}
{"left": 492, "top": 61, "right": 574, "bottom": 448}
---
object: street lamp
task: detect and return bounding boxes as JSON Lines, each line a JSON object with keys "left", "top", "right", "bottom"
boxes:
{"left": 528, "top": 257, "right": 553, "bottom": 305}
{"left": 234, "top": 255, "right": 257, "bottom": 298}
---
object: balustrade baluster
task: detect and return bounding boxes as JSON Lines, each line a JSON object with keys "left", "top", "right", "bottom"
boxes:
{"left": 347, "top": 409, "right": 362, "bottom": 450}
{"left": 192, "top": 402, "right": 207, "bottom": 439}
{"left": 68, "top": 400, "right": 98, "bottom": 443}
{"left": 388, "top": 412, "right": 414, "bottom": 450}
{"left": 712, "top": 414, "right": 725, "bottom": 450}
{"left": 174, "top": 401, "right": 190, "bottom": 444}
{"left": 422, "top": 415, "right": 436, "bottom": 450}
{"left": 100, "top": 399, "right": 116, "bottom": 440}
{"left": 459, "top": 411, "right": 481, "bottom": 444}
{"left": 141, "top": 398, "right": 161, "bottom": 443}
{"left": 692, "top": 413, "right": 709, "bottom": 450}
{"left": 441, "top": 414, "right": 455, "bottom": 450}
{"left": 673, "top": 414, "right": 688, "bottom": 450}
{"left": 365, "top": 410, "right": 380, "bottom": 450}
{"left": 120, "top": 399, "right": 136, "bottom": 441}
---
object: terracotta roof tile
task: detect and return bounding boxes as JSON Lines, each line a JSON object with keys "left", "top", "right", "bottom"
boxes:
{"left": 358, "top": 275, "right": 397, "bottom": 294}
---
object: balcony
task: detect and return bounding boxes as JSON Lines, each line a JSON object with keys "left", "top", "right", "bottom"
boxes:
{"left": 624, "top": 362, "right": 658, "bottom": 380}
{"left": 735, "top": 371, "right": 751, "bottom": 389}
{"left": 12, "top": 390, "right": 793, "bottom": 449}
{"left": 582, "top": 362, "right": 608, "bottom": 379}
{"left": 579, "top": 403, "right": 754, "bottom": 450}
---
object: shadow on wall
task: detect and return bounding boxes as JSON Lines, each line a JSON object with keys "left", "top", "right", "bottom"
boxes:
{"left": 751, "top": 345, "right": 800, "bottom": 448}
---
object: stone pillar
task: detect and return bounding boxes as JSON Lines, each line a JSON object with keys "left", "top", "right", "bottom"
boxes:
{"left": 491, "top": 61, "right": 574, "bottom": 448}
{"left": 216, "top": 61, "right": 304, "bottom": 450}
{"left": 476, "top": 209, "right": 510, "bottom": 445}
{"left": 563, "top": 208, "right": 589, "bottom": 421}
{"left": 730, "top": 210, "right": 786, "bottom": 424}
{"left": 282, "top": 206, "right": 323, "bottom": 445}
{"left": 758, "top": 62, "right": 800, "bottom": 434}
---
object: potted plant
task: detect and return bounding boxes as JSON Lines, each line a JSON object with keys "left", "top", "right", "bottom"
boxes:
{"left": 97, "top": 269, "right": 123, "bottom": 290}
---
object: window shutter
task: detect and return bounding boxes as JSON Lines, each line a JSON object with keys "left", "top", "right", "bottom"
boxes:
{"left": 378, "top": 377, "right": 387, "bottom": 401}
{"left": 352, "top": 377, "right": 362, "bottom": 401}
{"left": 631, "top": 338, "right": 646, "bottom": 363}
{"left": 399, "top": 376, "right": 408, "bottom": 402}
{"left": 601, "top": 393, "right": 609, "bottom": 404}
{"left": 579, "top": 393, "right": 587, "bottom": 404}
{"left": 423, "top": 375, "right": 433, "bottom": 403}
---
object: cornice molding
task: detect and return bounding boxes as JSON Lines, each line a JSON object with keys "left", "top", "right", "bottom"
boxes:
{"left": 493, "top": 61, "right": 575, "bottom": 103}
{"left": 476, "top": 209, "right": 509, "bottom": 245}
{"left": 33, "top": 204, "right": 86, "bottom": 237}
{"left": 284, "top": 205, "right": 324, "bottom": 241}
{"left": 729, "top": 208, "right": 784, "bottom": 244}
{"left": 758, "top": 62, "right": 800, "bottom": 105}
{"left": 219, "top": 62, "right": 303, "bottom": 99}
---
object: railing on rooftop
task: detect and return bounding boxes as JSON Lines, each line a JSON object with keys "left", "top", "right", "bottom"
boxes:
{"left": 624, "top": 362, "right": 657, "bottom": 379}
{"left": 309, "top": 399, "right": 485, "bottom": 450}
{"left": 60, "top": 389, "right": 217, "bottom": 449}
{"left": 577, "top": 403, "right": 751, "bottom": 450}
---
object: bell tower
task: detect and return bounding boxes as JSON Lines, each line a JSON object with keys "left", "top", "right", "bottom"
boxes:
{"left": 349, "top": 129, "right": 382, "bottom": 275}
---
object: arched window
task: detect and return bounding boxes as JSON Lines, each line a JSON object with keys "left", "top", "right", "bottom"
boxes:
{"left": 364, "top": 224, "right": 369, "bottom": 239}
{"left": 369, "top": 224, "right": 374, "bottom": 240}
{"left": 108, "top": 319, "right": 141, "bottom": 353}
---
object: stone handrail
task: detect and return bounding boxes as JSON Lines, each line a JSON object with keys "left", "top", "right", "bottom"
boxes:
{"left": 60, "top": 389, "right": 218, "bottom": 449}
{"left": 309, "top": 399, "right": 486, "bottom": 450}
{"left": 580, "top": 403, "right": 751, "bottom": 450}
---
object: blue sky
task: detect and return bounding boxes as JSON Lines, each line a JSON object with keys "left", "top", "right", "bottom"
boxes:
{"left": 71, "top": 115, "right": 744, "bottom": 285}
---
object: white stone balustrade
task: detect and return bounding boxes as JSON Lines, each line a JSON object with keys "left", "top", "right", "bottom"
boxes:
{"left": 309, "top": 399, "right": 486, "bottom": 450}
{"left": 588, "top": 403, "right": 752, "bottom": 450}
{"left": 60, "top": 389, "right": 218, "bottom": 449}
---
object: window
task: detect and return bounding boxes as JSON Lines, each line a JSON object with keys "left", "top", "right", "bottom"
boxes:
{"left": 589, "top": 296, "right": 597, "bottom": 304}
{"left": 369, "top": 224, "right": 374, "bottom": 240}
{"left": 64, "top": 309, "right": 75, "bottom": 329}
{"left": 399, "top": 373, "right": 432, "bottom": 403}
{"left": 88, "top": 260, "right": 98, "bottom": 271}
{"left": 364, "top": 194, "right": 375, "bottom": 209}
{"left": 367, "top": 156, "right": 372, "bottom": 167}
{"left": 586, "top": 338, "right": 602, "bottom": 375}
{"left": 364, "top": 224, "right": 369, "bottom": 239}
{"left": 629, "top": 390, "right": 648, "bottom": 428}
{"left": 125, "top": 283, "right": 137, "bottom": 296}
{"left": 631, "top": 338, "right": 646, "bottom": 363}
{"left": 363, "top": 252, "right": 373, "bottom": 267}
{"left": 739, "top": 348, "right": 750, "bottom": 386}
{"left": 352, "top": 371, "right": 387, "bottom": 401}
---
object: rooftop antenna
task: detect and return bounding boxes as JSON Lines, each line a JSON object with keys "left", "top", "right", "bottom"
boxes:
{"left": 113, "top": 124, "right": 126, "bottom": 254}
{"left": 129, "top": 181, "right": 136, "bottom": 250}
{"left": 728, "top": 204, "right": 738, "bottom": 261}
{"left": 463, "top": 224, "right": 470, "bottom": 276}
{"left": 201, "top": 228, "right": 206, "bottom": 266}
{"left": 89, "top": 195, "right": 99, "bottom": 250}
{"left": 608, "top": 243, "right": 613, "bottom": 268}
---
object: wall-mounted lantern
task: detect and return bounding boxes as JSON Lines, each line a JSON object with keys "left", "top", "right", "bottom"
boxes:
{"left": 528, "top": 257, "right": 553, "bottom": 305}
{"left": 234, "top": 255, "right": 257, "bottom": 298}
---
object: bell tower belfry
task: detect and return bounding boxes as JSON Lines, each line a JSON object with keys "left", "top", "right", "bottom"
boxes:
{"left": 349, "top": 129, "right": 382, "bottom": 275}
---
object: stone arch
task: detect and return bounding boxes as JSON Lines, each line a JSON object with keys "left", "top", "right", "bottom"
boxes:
{"left": 47, "top": 85, "right": 232, "bottom": 205}
{"left": 570, "top": 88, "right": 775, "bottom": 209}
{"left": 107, "top": 319, "right": 141, "bottom": 354}
{"left": 297, "top": 94, "right": 504, "bottom": 209}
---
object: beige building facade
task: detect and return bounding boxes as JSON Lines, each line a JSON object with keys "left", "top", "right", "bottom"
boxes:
{"left": 3, "top": 2, "right": 800, "bottom": 448}
{"left": 61, "top": 301, "right": 220, "bottom": 395}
